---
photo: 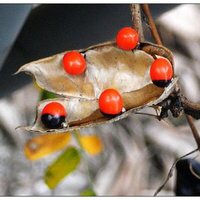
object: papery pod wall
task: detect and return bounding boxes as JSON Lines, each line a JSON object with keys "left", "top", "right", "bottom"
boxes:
{"left": 16, "top": 40, "right": 177, "bottom": 133}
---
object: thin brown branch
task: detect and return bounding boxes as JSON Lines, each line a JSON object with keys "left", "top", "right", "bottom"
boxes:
{"left": 185, "top": 114, "right": 200, "bottom": 149}
{"left": 154, "top": 148, "right": 199, "bottom": 196}
{"left": 131, "top": 4, "right": 144, "bottom": 42}
{"left": 141, "top": 3, "right": 200, "bottom": 196}
{"left": 134, "top": 111, "right": 159, "bottom": 119}
{"left": 181, "top": 96, "right": 200, "bottom": 119}
{"left": 142, "top": 4, "right": 163, "bottom": 45}
{"left": 189, "top": 155, "right": 200, "bottom": 180}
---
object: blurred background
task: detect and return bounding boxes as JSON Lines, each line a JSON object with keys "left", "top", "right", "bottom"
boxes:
{"left": 0, "top": 4, "right": 200, "bottom": 196}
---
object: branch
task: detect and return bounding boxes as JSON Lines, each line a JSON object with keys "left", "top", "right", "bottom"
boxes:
{"left": 154, "top": 148, "right": 199, "bottom": 196}
{"left": 142, "top": 4, "right": 163, "bottom": 45}
{"left": 140, "top": 4, "right": 200, "bottom": 150}
{"left": 181, "top": 96, "right": 200, "bottom": 119}
{"left": 185, "top": 114, "right": 200, "bottom": 149}
{"left": 131, "top": 4, "right": 144, "bottom": 42}
{"left": 141, "top": 4, "right": 200, "bottom": 196}
{"left": 189, "top": 155, "right": 200, "bottom": 180}
{"left": 73, "top": 131, "right": 95, "bottom": 193}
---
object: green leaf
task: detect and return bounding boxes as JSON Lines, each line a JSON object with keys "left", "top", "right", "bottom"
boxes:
{"left": 44, "top": 146, "right": 81, "bottom": 189}
{"left": 40, "top": 90, "right": 57, "bottom": 100}
{"left": 81, "top": 188, "right": 96, "bottom": 196}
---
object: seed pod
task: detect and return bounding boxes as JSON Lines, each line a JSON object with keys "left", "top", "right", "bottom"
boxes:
{"left": 15, "top": 41, "right": 177, "bottom": 134}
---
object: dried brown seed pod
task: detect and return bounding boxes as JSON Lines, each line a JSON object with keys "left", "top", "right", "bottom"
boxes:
{"left": 15, "top": 41, "right": 177, "bottom": 133}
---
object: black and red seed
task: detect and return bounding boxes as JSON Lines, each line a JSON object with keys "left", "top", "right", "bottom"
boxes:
{"left": 41, "top": 102, "right": 67, "bottom": 129}
{"left": 150, "top": 58, "right": 173, "bottom": 88}
{"left": 98, "top": 89, "right": 124, "bottom": 118}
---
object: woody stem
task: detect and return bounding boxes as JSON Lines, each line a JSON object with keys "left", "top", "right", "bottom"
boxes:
{"left": 142, "top": 4, "right": 163, "bottom": 45}
{"left": 185, "top": 115, "right": 200, "bottom": 149}
{"left": 131, "top": 4, "right": 144, "bottom": 42}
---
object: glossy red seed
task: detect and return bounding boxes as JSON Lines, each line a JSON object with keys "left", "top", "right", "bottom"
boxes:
{"left": 63, "top": 51, "right": 86, "bottom": 75}
{"left": 116, "top": 27, "right": 139, "bottom": 50}
{"left": 150, "top": 58, "right": 173, "bottom": 87}
{"left": 42, "top": 102, "right": 66, "bottom": 116}
{"left": 98, "top": 89, "right": 123, "bottom": 115}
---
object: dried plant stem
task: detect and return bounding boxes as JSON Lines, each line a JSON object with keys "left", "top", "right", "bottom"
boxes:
{"left": 141, "top": 4, "right": 200, "bottom": 151}
{"left": 154, "top": 148, "right": 199, "bottom": 196}
{"left": 140, "top": 4, "right": 200, "bottom": 120}
{"left": 134, "top": 111, "right": 159, "bottom": 118}
{"left": 142, "top": 4, "right": 163, "bottom": 45}
{"left": 189, "top": 155, "right": 200, "bottom": 180}
{"left": 131, "top": 4, "right": 144, "bottom": 42}
{"left": 141, "top": 4, "right": 200, "bottom": 196}
{"left": 73, "top": 131, "right": 95, "bottom": 193}
{"left": 182, "top": 96, "right": 200, "bottom": 120}
{"left": 185, "top": 114, "right": 200, "bottom": 149}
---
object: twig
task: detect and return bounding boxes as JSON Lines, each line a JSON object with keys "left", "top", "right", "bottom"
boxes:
{"left": 141, "top": 4, "right": 200, "bottom": 196}
{"left": 181, "top": 96, "right": 200, "bottom": 120}
{"left": 185, "top": 114, "right": 200, "bottom": 149}
{"left": 131, "top": 4, "right": 144, "bottom": 42}
{"left": 142, "top": 4, "right": 163, "bottom": 45}
{"left": 154, "top": 148, "right": 199, "bottom": 196}
{"left": 189, "top": 155, "right": 200, "bottom": 180}
{"left": 73, "top": 130, "right": 95, "bottom": 193}
{"left": 141, "top": 2, "right": 200, "bottom": 151}
{"left": 134, "top": 111, "right": 159, "bottom": 119}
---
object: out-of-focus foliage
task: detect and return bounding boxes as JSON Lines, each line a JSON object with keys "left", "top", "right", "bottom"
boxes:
{"left": 40, "top": 90, "right": 57, "bottom": 101}
{"left": 44, "top": 146, "right": 81, "bottom": 189}
{"left": 81, "top": 188, "right": 96, "bottom": 196}
{"left": 24, "top": 133, "right": 71, "bottom": 160}
{"left": 78, "top": 134, "right": 103, "bottom": 155}
{"left": 24, "top": 131, "right": 103, "bottom": 161}
{"left": 34, "top": 80, "right": 57, "bottom": 101}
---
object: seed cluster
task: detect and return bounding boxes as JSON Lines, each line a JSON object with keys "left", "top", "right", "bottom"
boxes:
{"left": 41, "top": 27, "right": 174, "bottom": 129}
